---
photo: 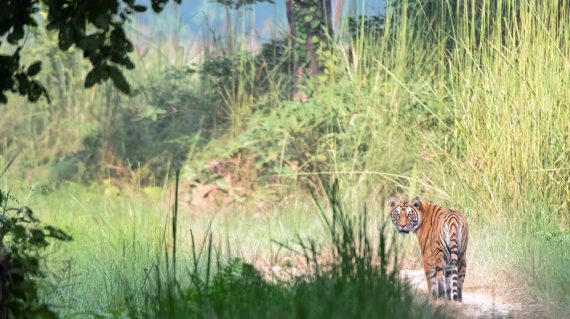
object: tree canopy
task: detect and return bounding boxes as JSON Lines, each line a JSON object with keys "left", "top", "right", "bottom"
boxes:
{"left": 0, "top": 0, "right": 339, "bottom": 104}
{"left": 0, "top": 0, "right": 181, "bottom": 104}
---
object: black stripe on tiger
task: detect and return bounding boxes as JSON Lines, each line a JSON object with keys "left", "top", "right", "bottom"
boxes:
{"left": 388, "top": 196, "right": 469, "bottom": 302}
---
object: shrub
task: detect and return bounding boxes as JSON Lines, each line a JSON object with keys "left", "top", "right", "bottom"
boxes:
{"left": 0, "top": 190, "right": 71, "bottom": 319}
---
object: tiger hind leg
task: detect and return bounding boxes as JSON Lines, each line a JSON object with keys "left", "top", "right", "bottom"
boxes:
{"left": 457, "top": 259, "right": 467, "bottom": 302}
{"left": 445, "top": 264, "right": 460, "bottom": 301}
{"left": 446, "top": 229, "right": 463, "bottom": 301}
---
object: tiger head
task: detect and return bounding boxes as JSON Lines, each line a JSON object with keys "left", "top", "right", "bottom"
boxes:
{"left": 388, "top": 196, "right": 422, "bottom": 234}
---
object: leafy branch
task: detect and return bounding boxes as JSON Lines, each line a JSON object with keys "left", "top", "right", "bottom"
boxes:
{"left": 0, "top": 190, "right": 71, "bottom": 319}
{"left": 0, "top": 0, "right": 181, "bottom": 104}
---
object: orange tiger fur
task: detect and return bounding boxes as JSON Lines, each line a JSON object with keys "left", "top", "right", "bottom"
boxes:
{"left": 388, "top": 196, "right": 468, "bottom": 301}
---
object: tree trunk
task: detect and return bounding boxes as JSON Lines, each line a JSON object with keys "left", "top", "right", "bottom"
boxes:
{"left": 286, "top": 0, "right": 334, "bottom": 101}
{"left": 285, "top": 0, "right": 303, "bottom": 100}
{"left": 334, "top": 0, "right": 345, "bottom": 32}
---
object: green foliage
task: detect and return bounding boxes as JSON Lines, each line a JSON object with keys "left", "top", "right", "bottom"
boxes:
{"left": 0, "top": 190, "right": 71, "bottom": 319}
{"left": 190, "top": 1, "right": 570, "bottom": 314}
{"left": 26, "top": 183, "right": 327, "bottom": 317}
{"left": 53, "top": 66, "right": 214, "bottom": 184}
{"left": 240, "top": 86, "right": 356, "bottom": 174}
{"left": 136, "top": 179, "right": 450, "bottom": 319}
{"left": 3, "top": 0, "right": 570, "bottom": 317}
{"left": 215, "top": 0, "right": 275, "bottom": 9}
{"left": 256, "top": 39, "right": 293, "bottom": 81}
{"left": 113, "top": 67, "right": 211, "bottom": 182}
{"left": 0, "top": 0, "right": 48, "bottom": 103}
{"left": 0, "top": 49, "right": 50, "bottom": 104}
{"left": 0, "top": 0, "right": 182, "bottom": 103}
{"left": 292, "top": 1, "right": 331, "bottom": 56}
{"left": 202, "top": 44, "right": 292, "bottom": 101}
{"left": 2, "top": 0, "right": 296, "bottom": 186}
{"left": 346, "top": 15, "right": 386, "bottom": 40}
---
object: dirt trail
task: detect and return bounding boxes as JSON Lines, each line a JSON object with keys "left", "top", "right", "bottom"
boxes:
{"left": 400, "top": 269, "right": 547, "bottom": 318}
{"left": 258, "top": 258, "right": 548, "bottom": 318}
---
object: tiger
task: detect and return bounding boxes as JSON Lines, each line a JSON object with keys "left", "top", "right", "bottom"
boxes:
{"left": 388, "top": 196, "right": 468, "bottom": 302}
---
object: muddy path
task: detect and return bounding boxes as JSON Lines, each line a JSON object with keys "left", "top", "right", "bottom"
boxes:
{"left": 400, "top": 270, "right": 548, "bottom": 319}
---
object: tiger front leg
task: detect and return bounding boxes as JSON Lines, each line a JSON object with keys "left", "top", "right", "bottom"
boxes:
{"left": 424, "top": 267, "right": 446, "bottom": 299}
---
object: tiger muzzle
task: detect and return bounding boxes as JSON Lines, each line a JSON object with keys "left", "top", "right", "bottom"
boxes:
{"left": 397, "top": 225, "right": 409, "bottom": 234}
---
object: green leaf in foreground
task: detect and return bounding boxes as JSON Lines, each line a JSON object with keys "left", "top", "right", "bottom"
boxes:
{"left": 26, "top": 61, "right": 42, "bottom": 76}
{"left": 108, "top": 65, "right": 131, "bottom": 94}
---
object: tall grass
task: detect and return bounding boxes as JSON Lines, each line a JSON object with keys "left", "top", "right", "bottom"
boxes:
{"left": 135, "top": 178, "right": 451, "bottom": 319}
{"left": 322, "top": 0, "right": 570, "bottom": 315}
{"left": 3, "top": 0, "right": 570, "bottom": 317}
{"left": 231, "top": 0, "right": 570, "bottom": 315}
{"left": 27, "top": 182, "right": 329, "bottom": 317}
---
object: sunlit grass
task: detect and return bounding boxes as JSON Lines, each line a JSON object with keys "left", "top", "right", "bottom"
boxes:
{"left": 2, "top": 0, "right": 570, "bottom": 317}
{"left": 308, "top": 0, "right": 570, "bottom": 316}
{"left": 27, "top": 184, "right": 328, "bottom": 316}
{"left": 132, "top": 179, "right": 452, "bottom": 319}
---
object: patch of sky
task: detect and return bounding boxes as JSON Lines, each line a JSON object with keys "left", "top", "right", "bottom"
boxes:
{"left": 130, "top": 0, "right": 385, "bottom": 44}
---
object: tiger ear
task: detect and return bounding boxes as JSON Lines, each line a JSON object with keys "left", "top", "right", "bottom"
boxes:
{"left": 412, "top": 197, "right": 421, "bottom": 208}
{"left": 388, "top": 196, "right": 397, "bottom": 207}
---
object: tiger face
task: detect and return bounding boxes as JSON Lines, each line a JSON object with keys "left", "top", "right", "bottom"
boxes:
{"left": 388, "top": 196, "right": 422, "bottom": 234}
